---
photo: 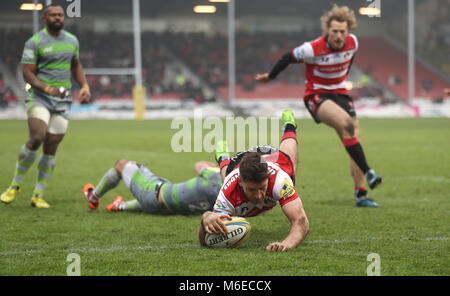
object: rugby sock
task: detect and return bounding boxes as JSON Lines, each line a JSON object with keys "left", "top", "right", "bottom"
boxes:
{"left": 281, "top": 124, "right": 297, "bottom": 142}
{"left": 354, "top": 187, "right": 367, "bottom": 199}
{"left": 32, "top": 154, "right": 56, "bottom": 197}
{"left": 11, "top": 145, "right": 38, "bottom": 188}
{"left": 218, "top": 156, "right": 230, "bottom": 170}
{"left": 120, "top": 199, "right": 142, "bottom": 211}
{"left": 343, "top": 137, "right": 370, "bottom": 174}
{"left": 94, "top": 168, "right": 121, "bottom": 199}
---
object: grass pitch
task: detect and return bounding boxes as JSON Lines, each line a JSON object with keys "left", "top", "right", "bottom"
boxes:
{"left": 0, "top": 118, "right": 449, "bottom": 276}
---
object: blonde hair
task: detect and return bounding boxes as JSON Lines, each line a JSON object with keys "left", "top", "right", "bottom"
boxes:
{"left": 320, "top": 4, "right": 357, "bottom": 34}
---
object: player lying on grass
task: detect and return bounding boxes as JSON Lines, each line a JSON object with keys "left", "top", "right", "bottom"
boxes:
{"left": 83, "top": 161, "right": 222, "bottom": 215}
{"left": 198, "top": 110, "right": 310, "bottom": 252}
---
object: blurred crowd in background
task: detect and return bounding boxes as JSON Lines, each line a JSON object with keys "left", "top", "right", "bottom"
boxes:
{"left": 0, "top": 0, "right": 448, "bottom": 107}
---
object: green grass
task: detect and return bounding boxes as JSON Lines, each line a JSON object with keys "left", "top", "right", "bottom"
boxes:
{"left": 0, "top": 118, "right": 449, "bottom": 276}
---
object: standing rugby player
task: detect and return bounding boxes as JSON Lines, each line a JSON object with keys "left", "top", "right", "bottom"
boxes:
{"left": 255, "top": 5, "right": 382, "bottom": 207}
{"left": 1, "top": 5, "right": 90, "bottom": 208}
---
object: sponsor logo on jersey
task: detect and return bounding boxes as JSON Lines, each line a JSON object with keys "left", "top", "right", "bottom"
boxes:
{"left": 23, "top": 49, "right": 34, "bottom": 59}
{"left": 43, "top": 46, "right": 53, "bottom": 53}
{"left": 223, "top": 173, "right": 238, "bottom": 191}
{"left": 268, "top": 167, "right": 276, "bottom": 176}
{"left": 215, "top": 200, "right": 227, "bottom": 210}
{"left": 280, "top": 178, "right": 295, "bottom": 199}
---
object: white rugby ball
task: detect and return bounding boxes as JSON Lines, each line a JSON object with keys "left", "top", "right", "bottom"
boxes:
{"left": 205, "top": 217, "right": 251, "bottom": 248}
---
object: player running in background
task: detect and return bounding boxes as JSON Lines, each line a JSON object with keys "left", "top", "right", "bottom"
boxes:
{"left": 82, "top": 160, "right": 222, "bottom": 215}
{"left": 199, "top": 110, "right": 309, "bottom": 252}
{"left": 1, "top": 5, "right": 90, "bottom": 208}
{"left": 255, "top": 5, "right": 382, "bottom": 207}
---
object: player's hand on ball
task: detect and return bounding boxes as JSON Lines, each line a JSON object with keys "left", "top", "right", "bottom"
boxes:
{"left": 266, "top": 242, "right": 289, "bottom": 252}
{"left": 203, "top": 212, "right": 232, "bottom": 236}
{"left": 255, "top": 73, "right": 271, "bottom": 83}
{"left": 79, "top": 84, "right": 91, "bottom": 104}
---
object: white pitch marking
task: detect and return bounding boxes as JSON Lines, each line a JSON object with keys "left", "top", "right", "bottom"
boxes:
{"left": 1, "top": 237, "right": 447, "bottom": 256}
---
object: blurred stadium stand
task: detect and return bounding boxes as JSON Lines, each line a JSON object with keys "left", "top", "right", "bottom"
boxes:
{"left": 0, "top": 0, "right": 448, "bottom": 112}
{"left": 357, "top": 37, "right": 449, "bottom": 102}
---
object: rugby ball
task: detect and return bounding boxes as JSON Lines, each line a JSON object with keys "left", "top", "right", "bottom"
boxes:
{"left": 205, "top": 217, "right": 251, "bottom": 248}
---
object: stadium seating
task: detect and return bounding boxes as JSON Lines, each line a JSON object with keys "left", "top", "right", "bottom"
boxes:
{"left": 357, "top": 37, "right": 449, "bottom": 101}
{"left": 0, "top": 28, "right": 447, "bottom": 102}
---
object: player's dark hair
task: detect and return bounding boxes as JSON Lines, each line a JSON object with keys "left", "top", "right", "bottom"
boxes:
{"left": 44, "top": 4, "right": 64, "bottom": 16}
{"left": 239, "top": 152, "right": 270, "bottom": 183}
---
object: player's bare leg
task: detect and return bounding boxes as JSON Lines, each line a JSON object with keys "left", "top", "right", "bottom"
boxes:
{"left": 280, "top": 138, "right": 298, "bottom": 174}
{"left": 194, "top": 161, "right": 218, "bottom": 176}
{"left": 317, "top": 100, "right": 380, "bottom": 207}
{"left": 317, "top": 100, "right": 354, "bottom": 139}
{"left": 1, "top": 118, "right": 46, "bottom": 205}
{"left": 42, "top": 133, "right": 64, "bottom": 155}
{"left": 26, "top": 117, "right": 47, "bottom": 150}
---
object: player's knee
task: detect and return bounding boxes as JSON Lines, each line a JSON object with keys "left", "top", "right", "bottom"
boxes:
{"left": 194, "top": 161, "right": 210, "bottom": 175}
{"left": 194, "top": 162, "right": 203, "bottom": 175}
{"left": 343, "top": 118, "right": 355, "bottom": 136}
{"left": 114, "top": 159, "right": 129, "bottom": 174}
{"left": 28, "top": 133, "right": 45, "bottom": 150}
{"left": 44, "top": 134, "right": 63, "bottom": 146}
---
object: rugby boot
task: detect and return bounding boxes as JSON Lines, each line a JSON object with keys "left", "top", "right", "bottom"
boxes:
{"left": 215, "top": 140, "right": 230, "bottom": 164}
{"left": 83, "top": 183, "right": 99, "bottom": 210}
{"left": 31, "top": 195, "right": 50, "bottom": 208}
{"left": 281, "top": 109, "right": 297, "bottom": 129}
{"left": 107, "top": 196, "right": 124, "bottom": 212}
{"left": 355, "top": 189, "right": 380, "bottom": 207}
{"left": 366, "top": 169, "right": 382, "bottom": 190}
{"left": 1, "top": 186, "right": 20, "bottom": 204}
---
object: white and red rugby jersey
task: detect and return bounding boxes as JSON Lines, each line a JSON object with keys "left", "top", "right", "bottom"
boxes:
{"left": 292, "top": 34, "right": 358, "bottom": 97}
{"left": 213, "top": 162, "right": 299, "bottom": 217}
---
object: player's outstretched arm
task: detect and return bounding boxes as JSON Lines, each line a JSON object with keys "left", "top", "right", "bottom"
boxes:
{"left": 266, "top": 198, "right": 309, "bottom": 252}
{"left": 255, "top": 73, "right": 271, "bottom": 83}
{"left": 255, "top": 52, "right": 297, "bottom": 83}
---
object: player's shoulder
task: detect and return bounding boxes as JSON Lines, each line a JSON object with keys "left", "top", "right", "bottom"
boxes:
{"left": 222, "top": 169, "right": 240, "bottom": 194}
{"left": 267, "top": 161, "right": 281, "bottom": 175}
{"left": 268, "top": 162, "right": 290, "bottom": 181}
{"left": 62, "top": 30, "right": 79, "bottom": 43}
{"left": 304, "top": 35, "right": 331, "bottom": 57}
{"left": 216, "top": 169, "right": 242, "bottom": 211}
{"left": 309, "top": 35, "right": 325, "bottom": 46}
{"left": 271, "top": 166, "right": 296, "bottom": 200}
{"left": 292, "top": 40, "right": 314, "bottom": 62}
{"left": 346, "top": 33, "right": 358, "bottom": 50}
{"left": 26, "top": 30, "right": 46, "bottom": 46}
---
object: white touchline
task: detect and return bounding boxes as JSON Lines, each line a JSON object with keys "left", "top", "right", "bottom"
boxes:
{"left": 0, "top": 243, "right": 198, "bottom": 256}
{"left": 1, "top": 237, "right": 447, "bottom": 256}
